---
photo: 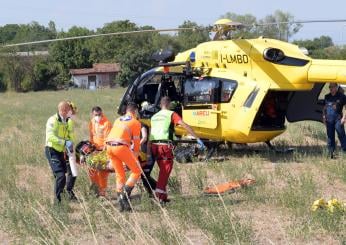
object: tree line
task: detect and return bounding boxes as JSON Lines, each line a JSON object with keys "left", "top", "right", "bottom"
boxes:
{"left": 0, "top": 10, "right": 345, "bottom": 92}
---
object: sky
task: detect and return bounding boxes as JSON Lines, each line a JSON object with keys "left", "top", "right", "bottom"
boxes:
{"left": 1, "top": 0, "right": 346, "bottom": 44}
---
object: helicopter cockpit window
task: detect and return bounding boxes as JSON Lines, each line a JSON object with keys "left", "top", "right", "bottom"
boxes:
{"left": 184, "top": 79, "right": 220, "bottom": 104}
{"left": 221, "top": 80, "right": 237, "bottom": 102}
{"left": 136, "top": 74, "right": 162, "bottom": 104}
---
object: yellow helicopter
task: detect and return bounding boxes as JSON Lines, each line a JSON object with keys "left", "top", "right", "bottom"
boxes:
{"left": 3, "top": 18, "right": 346, "bottom": 154}
{"left": 117, "top": 18, "right": 346, "bottom": 153}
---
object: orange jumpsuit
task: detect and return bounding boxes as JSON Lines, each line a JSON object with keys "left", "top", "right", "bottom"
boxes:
{"left": 106, "top": 112, "right": 142, "bottom": 192}
{"left": 88, "top": 115, "right": 112, "bottom": 196}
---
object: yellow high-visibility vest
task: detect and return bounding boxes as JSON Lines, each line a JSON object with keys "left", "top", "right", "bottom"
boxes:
{"left": 45, "top": 113, "right": 75, "bottom": 152}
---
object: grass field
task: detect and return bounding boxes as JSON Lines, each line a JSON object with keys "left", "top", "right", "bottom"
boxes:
{"left": 0, "top": 88, "right": 345, "bottom": 244}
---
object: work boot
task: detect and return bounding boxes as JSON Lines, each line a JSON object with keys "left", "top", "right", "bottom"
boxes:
{"left": 117, "top": 192, "right": 125, "bottom": 212}
{"left": 122, "top": 185, "right": 134, "bottom": 212}
{"left": 89, "top": 183, "right": 99, "bottom": 196}
{"left": 159, "top": 198, "right": 171, "bottom": 207}
{"left": 117, "top": 190, "right": 132, "bottom": 212}
{"left": 124, "top": 185, "right": 134, "bottom": 198}
{"left": 155, "top": 191, "right": 170, "bottom": 206}
{"left": 67, "top": 191, "right": 78, "bottom": 202}
{"left": 329, "top": 151, "right": 335, "bottom": 159}
{"left": 117, "top": 186, "right": 134, "bottom": 212}
{"left": 98, "top": 189, "right": 106, "bottom": 198}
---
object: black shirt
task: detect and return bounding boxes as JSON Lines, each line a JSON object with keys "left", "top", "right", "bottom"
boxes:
{"left": 324, "top": 92, "right": 346, "bottom": 115}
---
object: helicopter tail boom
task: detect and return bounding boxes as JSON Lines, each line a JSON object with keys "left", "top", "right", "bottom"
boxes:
{"left": 308, "top": 59, "right": 346, "bottom": 84}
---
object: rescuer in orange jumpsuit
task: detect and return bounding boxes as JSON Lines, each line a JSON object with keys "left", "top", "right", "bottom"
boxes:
{"left": 88, "top": 106, "right": 112, "bottom": 197}
{"left": 106, "top": 102, "right": 142, "bottom": 212}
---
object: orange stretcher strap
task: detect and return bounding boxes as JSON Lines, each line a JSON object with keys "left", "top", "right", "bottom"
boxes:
{"left": 203, "top": 178, "right": 256, "bottom": 195}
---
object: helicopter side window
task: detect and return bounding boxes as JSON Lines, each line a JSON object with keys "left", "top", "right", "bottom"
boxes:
{"left": 220, "top": 80, "right": 237, "bottom": 102}
{"left": 160, "top": 76, "right": 181, "bottom": 101}
{"left": 184, "top": 78, "right": 219, "bottom": 104}
{"left": 244, "top": 87, "right": 260, "bottom": 108}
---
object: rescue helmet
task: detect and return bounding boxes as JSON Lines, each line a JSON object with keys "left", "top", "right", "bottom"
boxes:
{"left": 75, "top": 140, "right": 96, "bottom": 156}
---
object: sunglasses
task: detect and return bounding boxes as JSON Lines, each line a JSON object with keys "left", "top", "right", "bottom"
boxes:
{"left": 329, "top": 86, "right": 337, "bottom": 89}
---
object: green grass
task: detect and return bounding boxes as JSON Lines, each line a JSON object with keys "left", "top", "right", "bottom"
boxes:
{"left": 0, "top": 89, "right": 345, "bottom": 244}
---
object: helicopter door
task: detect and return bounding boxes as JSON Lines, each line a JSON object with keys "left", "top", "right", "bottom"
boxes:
{"left": 117, "top": 69, "right": 157, "bottom": 115}
{"left": 182, "top": 78, "right": 220, "bottom": 129}
{"left": 228, "top": 80, "right": 271, "bottom": 135}
{"left": 118, "top": 76, "right": 142, "bottom": 115}
{"left": 286, "top": 83, "right": 324, "bottom": 123}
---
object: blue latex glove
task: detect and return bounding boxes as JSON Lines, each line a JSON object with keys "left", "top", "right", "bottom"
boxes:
{"left": 65, "top": 140, "right": 74, "bottom": 153}
{"left": 196, "top": 138, "right": 206, "bottom": 150}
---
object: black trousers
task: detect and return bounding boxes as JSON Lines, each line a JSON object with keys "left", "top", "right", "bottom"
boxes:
{"left": 141, "top": 155, "right": 156, "bottom": 194}
{"left": 45, "top": 146, "right": 76, "bottom": 202}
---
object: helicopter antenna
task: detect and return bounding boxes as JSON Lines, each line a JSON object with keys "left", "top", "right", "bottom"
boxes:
{"left": 1, "top": 28, "right": 194, "bottom": 48}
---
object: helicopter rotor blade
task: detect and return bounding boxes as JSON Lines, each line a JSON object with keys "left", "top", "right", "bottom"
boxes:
{"left": 248, "top": 19, "right": 346, "bottom": 27}
{"left": 1, "top": 28, "right": 194, "bottom": 48}
{"left": 3, "top": 19, "right": 346, "bottom": 48}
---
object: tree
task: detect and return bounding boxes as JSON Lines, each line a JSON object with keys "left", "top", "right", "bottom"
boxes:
{"left": 294, "top": 36, "right": 333, "bottom": 50}
{"left": 177, "top": 21, "right": 210, "bottom": 50}
{"left": 293, "top": 36, "right": 334, "bottom": 58}
{"left": 115, "top": 45, "right": 156, "bottom": 87}
{"left": 31, "top": 59, "right": 62, "bottom": 90}
{"left": 49, "top": 26, "right": 93, "bottom": 69}
{"left": 0, "top": 24, "right": 20, "bottom": 44}
{"left": 89, "top": 20, "right": 139, "bottom": 63}
{"left": 220, "top": 13, "right": 258, "bottom": 39}
{"left": 257, "top": 10, "right": 301, "bottom": 41}
{"left": 0, "top": 52, "right": 31, "bottom": 92}
{"left": 48, "top": 21, "right": 57, "bottom": 35}
{"left": 0, "top": 22, "right": 57, "bottom": 53}
{"left": 0, "top": 72, "right": 6, "bottom": 92}
{"left": 220, "top": 10, "right": 301, "bottom": 41}
{"left": 89, "top": 20, "right": 162, "bottom": 86}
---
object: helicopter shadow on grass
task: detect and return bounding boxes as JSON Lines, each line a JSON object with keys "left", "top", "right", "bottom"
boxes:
{"left": 230, "top": 143, "right": 326, "bottom": 163}
{"left": 176, "top": 142, "right": 328, "bottom": 164}
{"left": 133, "top": 192, "right": 247, "bottom": 213}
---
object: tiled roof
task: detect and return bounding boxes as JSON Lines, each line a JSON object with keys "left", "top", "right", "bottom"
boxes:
{"left": 70, "top": 63, "right": 120, "bottom": 75}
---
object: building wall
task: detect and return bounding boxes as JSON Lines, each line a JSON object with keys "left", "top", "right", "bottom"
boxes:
{"left": 97, "top": 73, "right": 117, "bottom": 87}
{"left": 72, "top": 75, "right": 88, "bottom": 88}
{"left": 72, "top": 72, "right": 117, "bottom": 88}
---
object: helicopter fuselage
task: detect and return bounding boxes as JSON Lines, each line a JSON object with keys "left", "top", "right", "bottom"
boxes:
{"left": 119, "top": 37, "right": 346, "bottom": 144}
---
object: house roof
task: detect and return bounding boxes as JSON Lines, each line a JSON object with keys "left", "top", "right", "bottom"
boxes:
{"left": 70, "top": 63, "right": 121, "bottom": 75}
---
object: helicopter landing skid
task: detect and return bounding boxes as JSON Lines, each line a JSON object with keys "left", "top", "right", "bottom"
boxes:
{"left": 265, "top": 141, "right": 295, "bottom": 154}
{"left": 173, "top": 140, "right": 222, "bottom": 163}
{"left": 204, "top": 142, "right": 221, "bottom": 161}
